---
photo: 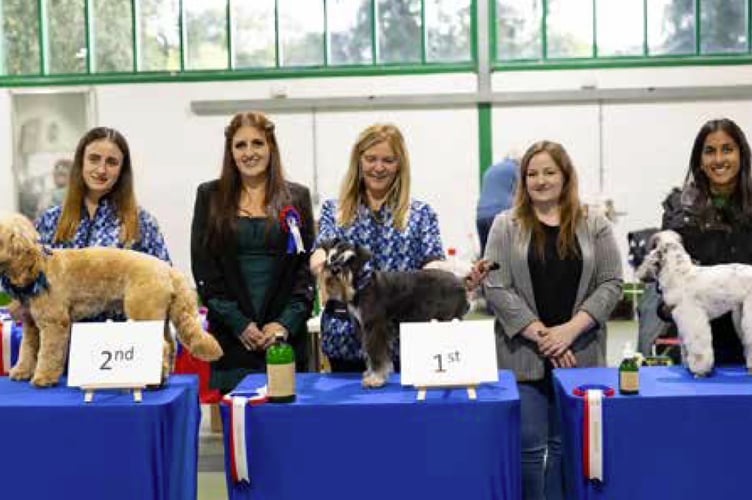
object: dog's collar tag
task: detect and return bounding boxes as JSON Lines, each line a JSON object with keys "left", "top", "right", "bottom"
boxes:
{"left": 0, "top": 272, "right": 49, "bottom": 303}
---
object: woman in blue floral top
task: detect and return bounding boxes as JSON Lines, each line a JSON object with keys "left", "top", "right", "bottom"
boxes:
{"left": 310, "top": 123, "right": 447, "bottom": 372}
{"left": 35, "top": 127, "right": 170, "bottom": 262}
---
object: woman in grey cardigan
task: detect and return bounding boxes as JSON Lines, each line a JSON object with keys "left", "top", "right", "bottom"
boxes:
{"left": 483, "top": 140, "right": 623, "bottom": 500}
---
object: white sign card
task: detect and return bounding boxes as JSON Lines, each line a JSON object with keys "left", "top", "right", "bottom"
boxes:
{"left": 400, "top": 319, "right": 498, "bottom": 388}
{"left": 67, "top": 320, "right": 164, "bottom": 388}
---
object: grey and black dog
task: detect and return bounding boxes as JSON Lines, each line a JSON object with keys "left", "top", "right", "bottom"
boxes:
{"left": 319, "top": 239, "right": 486, "bottom": 388}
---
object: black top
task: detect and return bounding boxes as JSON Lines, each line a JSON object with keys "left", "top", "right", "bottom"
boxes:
{"left": 662, "top": 187, "right": 751, "bottom": 364}
{"left": 190, "top": 180, "right": 315, "bottom": 391}
{"left": 528, "top": 223, "right": 583, "bottom": 327}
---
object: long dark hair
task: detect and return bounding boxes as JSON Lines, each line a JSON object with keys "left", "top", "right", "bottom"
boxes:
{"left": 686, "top": 118, "right": 752, "bottom": 215}
{"left": 55, "top": 127, "right": 139, "bottom": 245}
{"left": 206, "top": 111, "right": 290, "bottom": 248}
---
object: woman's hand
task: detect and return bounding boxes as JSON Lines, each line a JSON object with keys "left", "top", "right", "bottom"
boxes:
{"left": 550, "top": 349, "right": 578, "bottom": 368}
{"left": 261, "top": 322, "right": 288, "bottom": 349}
{"left": 238, "top": 322, "right": 264, "bottom": 351}
{"left": 310, "top": 248, "right": 326, "bottom": 277}
{"left": 537, "top": 323, "right": 580, "bottom": 358}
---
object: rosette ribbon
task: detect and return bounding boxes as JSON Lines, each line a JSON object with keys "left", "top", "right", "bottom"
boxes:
{"left": 573, "top": 384, "right": 615, "bottom": 484}
{"left": 0, "top": 319, "right": 21, "bottom": 376}
{"left": 279, "top": 206, "right": 305, "bottom": 254}
{"left": 222, "top": 386, "right": 268, "bottom": 484}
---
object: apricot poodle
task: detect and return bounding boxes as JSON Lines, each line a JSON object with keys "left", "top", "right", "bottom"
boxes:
{"left": 0, "top": 212, "right": 222, "bottom": 387}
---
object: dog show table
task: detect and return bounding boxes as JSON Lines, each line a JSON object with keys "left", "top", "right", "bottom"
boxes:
{"left": 554, "top": 366, "right": 752, "bottom": 500}
{"left": 0, "top": 374, "right": 201, "bottom": 500}
{"left": 221, "top": 371, "right": 521, "bottom": 500}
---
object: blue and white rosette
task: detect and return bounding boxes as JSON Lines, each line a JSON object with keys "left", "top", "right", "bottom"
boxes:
{"left": 279, "top": 206, "right": 305, "bottom": 254}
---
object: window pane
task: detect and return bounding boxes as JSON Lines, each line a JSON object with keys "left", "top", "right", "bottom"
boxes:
{"left": 93, "top": 0, "right": 133, "bottom": 72}
{"left": 546, "top": 0, "right": 593, "bottom": 58}
{"left": 1, "top": 0, "right": 41, "bottom": 75}
{"left": 496, "top": 0, "right": 542, "bottom": 60}
{"left": 700, "top": 0, "right": 747, "bottom": 54}
{"left": 279, "top": 0, "right": 324, "bottom": 67}
{"left": 647, "top": 0, "right": 695, "bottom": 55}
{"left": 377, "top": 0, "right": 420, "bottom": 64}
{"left": 328, "top": 0, "right": 371, "bottom": 65}
{"left": 233, "top": 0, "right": 275, "bottom": 68}
{"left": 184, "top": 0, "right": 227, "bottom": 70}
{"left": 138, "top": 0, "right": 180, "bottom": 71}
{"left": 425, "top": 0, "right": 472, "bottom": 62}
{"left": 48, "top": 0, "right": 86, "bottom": 74}
{"left": 596, "top": 0, "right": 643, "bottom": 56}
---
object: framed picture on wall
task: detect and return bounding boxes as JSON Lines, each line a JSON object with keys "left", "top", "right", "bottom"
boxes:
{"left": 11, "top": 88, "right": 95, "bottom": 219}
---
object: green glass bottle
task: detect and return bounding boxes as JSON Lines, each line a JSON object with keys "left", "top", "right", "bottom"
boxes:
{"left": 619, "top": 342, "right": 640, "bottom": 395}
{"left": 266, "top": 333, "right": 296, "bottom": 403}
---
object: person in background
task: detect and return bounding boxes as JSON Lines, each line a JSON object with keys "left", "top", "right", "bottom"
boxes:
{"left": 36, "top": 127, "right": 169, "bottom": 261}
{"left": 638, "top": 118, "right": 752, "bottom": 363}
{"left": 37, "top": 158, "right": 72, "bottom": 215}
{"left": 477, "top": 154, "right": 519, "bottom": 256}
{"left": 191, "top": 111, "right": 315, "bottom": 394}
{"left": 309, "top": 123, "right": 448, "bottom": 373}
{"left": 484, "top": 140, "right": 623, "bottom": 500}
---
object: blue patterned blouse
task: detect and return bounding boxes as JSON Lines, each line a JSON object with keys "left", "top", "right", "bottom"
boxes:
{"left": 314, "top": 199, "right": 445, "bottom": 361}
{"left": 35, "top": 198, "right": 171, "bottom": 263}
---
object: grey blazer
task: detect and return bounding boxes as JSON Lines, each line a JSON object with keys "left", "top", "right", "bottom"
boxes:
{"left": 483, "top": 210, "right": 624, "bottom": 382}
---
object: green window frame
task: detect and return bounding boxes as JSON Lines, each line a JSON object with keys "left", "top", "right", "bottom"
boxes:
{"left": 492, "top": 0, "right": 752, "bottom": 70}
{"left": 0, "top": 0, "right": 476, "bottom": 87}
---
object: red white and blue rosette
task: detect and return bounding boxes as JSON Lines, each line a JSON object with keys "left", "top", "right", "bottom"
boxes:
{"left": 279, "top": 205, "right": 305, "bottom": 254}
{"left": 573, "top": 384, "right": 615, "bottom": 484}
{"left": 222, "top": 386, "right": 268, "bottom": 484}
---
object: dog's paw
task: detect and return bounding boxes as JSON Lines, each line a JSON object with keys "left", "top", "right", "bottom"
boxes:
{"left": 362, "top": 372, "right": 387, "bottom": 389}
{"left": 30, "top": 372, "right": 61, "bottom": 388}
{"left": 8, "top": 365, "right": 33, "bottom": 381}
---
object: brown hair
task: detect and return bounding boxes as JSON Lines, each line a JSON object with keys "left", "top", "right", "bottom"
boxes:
{"left": 54, "top": 127, "right": 139, "bottom": 246}
{"left": 514, "top": 140, "right": 583, "bottom": 259}
{"left": 338, "top": 123, "right": 411, "bottom": 231}
{"left": 206, "top": 111, "right": 290, "bottom": 248}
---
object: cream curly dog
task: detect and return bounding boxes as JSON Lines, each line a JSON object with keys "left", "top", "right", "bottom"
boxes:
{"left": 636, "top": 229, "right": 752, "bottom": 376}
{"left": 0, "top": 213, "right": 223, "bottom": 387}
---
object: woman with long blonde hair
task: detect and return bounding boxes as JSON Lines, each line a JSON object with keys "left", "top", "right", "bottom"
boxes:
{"left": 484, "top": 140, "right": 623, "bottom": 499}
{"left": 309, "top": 123, "right": 446, "bottom": 372}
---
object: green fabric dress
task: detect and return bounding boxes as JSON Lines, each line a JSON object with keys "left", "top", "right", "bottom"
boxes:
{"left": 209, "top": 217, "right": 308, "bottom": 392}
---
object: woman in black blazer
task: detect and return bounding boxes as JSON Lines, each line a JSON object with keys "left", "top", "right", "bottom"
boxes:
{"left": 190, "top": 111, "right": 315, "bottom": 393}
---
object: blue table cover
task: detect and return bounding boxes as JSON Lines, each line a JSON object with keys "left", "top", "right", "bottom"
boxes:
{"left": 221, "top": 371, "right": 521, "bottom": 500}
{"left": 554, "top": 366, "right": 752, "bottom": 500}
{"left": 0, "top": 374, "right": 200, "bottom": 500}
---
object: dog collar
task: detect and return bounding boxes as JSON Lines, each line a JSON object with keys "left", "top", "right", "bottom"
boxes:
{"left": 0, "top": 272, "right": 49, "bottom": 303}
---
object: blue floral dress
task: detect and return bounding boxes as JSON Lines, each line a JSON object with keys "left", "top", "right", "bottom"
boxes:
{"left": 314, "top": 199, "right": 445, "bottom": 361}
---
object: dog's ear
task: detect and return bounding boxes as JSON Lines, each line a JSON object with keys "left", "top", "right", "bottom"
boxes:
{"left": 318, "top": 238, "right": 341, "bottom": 252}
{"left": 352, "top": 245, "right": 372, "bottom": 272}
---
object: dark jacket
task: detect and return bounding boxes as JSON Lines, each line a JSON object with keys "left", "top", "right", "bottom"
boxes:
{"left": 638, "top": 186, "right": 752, "bottom": 359}
{"left": 190, "top": 180, "right": 315, "bottom": 372}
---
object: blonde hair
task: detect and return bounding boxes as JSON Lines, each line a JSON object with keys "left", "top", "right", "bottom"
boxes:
{"left": 514, "top": 140, "right": 583, "bottom": 259}
{"left": 338, "top": 124, "right": 411, "bottom": 231}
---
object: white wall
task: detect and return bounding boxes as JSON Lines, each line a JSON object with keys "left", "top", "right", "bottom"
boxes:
{"left": 1, "top": 65, "right": 751, "bottom": 281}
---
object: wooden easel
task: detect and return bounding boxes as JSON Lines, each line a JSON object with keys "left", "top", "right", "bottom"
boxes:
{"left": 415, "top": 384, "right": 478, "bottom": 401}
{"left": 81, "top": 383, "right": 146, "bottom": 403}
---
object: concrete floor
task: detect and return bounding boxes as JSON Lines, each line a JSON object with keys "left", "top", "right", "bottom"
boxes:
{"left": 196, "top": 320, "right": 639, "bottom": 499}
